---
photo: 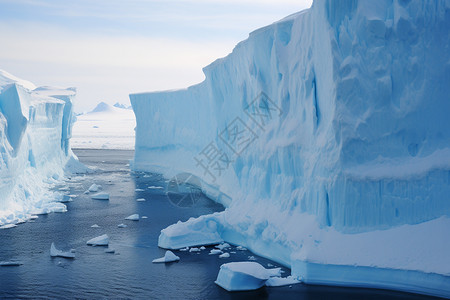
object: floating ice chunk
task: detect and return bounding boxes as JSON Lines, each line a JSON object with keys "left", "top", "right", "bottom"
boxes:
{"left": 91, "top": 192, "right": 109, "bottom": 200}
{"left": 88, "top": 184, "right": 101, "bottom": 192}
{"left": 265, "top": 276, "right": 301, "bottom": 287}
{"left": 135, "top": 188, "right": 145, "bottom": 192}
{"left": 104, "top": 248, "right": 115, "bottom": 254}
{"left": 148, "top": 186, "right": 163, "bottom": 189}
{"left": 152, "top": 250, "right": 180, "bottom": 263}
{"left": 0, "top": 261, "right": 23, "bottom": 266}
{"left": 219, "top": 253, "right": 230, "bottom": 258}
{"left": 216, "top": 243, "right": 231, "bottom": 250}
{"left": 50, "top": 242, "right": 75, "bottom": 259}
{"left": 141, "top": 216, "right": 148, "bottom": 219}
{"left": 136, "top": 198, "right": 146, "bottom": 202}
{"left": 200, "top": 246, "right": 206, "bottom": 250}
{"left": 118, "top": 223, "right": 127, "bottom": 228}
{"left": 209, "top": 249, "right": 223, "bottom": 255}
{"left": 189, "top": 247, "right": 200, "bottom": 252}
{"left": 179, "top": 247, "right": 189, "bottom": 251}
{"left": 29, "top": 215, "right": 38, "bottom": 220}
{"left": 125, "top": 214, "right": 139, "bottom": 221}
{"left": 87, "top": 234, "right": 109, "bottom": 246}
{"left": 60, "top": 195, "right": 73, "bottom": 203}
{"left": 215, "top": 262, "right": 280, "bottom": 291}
{"left": 236, "top": 246, "right": 247, "bottom": 251}
{"left": 248, "top": 256, "right": 257, "bottom": 261}
{"left": 91, "top": 224, "right": 100, "bottom": 228}
{"left": 0, "top": 224, "right": 17, "bottom": 229}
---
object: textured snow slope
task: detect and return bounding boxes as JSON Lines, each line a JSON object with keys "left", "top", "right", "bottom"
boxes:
{"left": 72, "top": 102, "right": 135, "bottom": 150}
{"left": 131, "top": 0, "right": 450, "bottom": 296}
{"left": 0, "top": 70, "right": 82, "bottom": 225}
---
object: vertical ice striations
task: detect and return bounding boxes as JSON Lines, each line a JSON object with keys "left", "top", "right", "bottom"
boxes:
{"left": 131, "top": 0, "right": 450, "bottom": 296}
{"left": 0, "top": 70, "right": 79, "bottom": 225}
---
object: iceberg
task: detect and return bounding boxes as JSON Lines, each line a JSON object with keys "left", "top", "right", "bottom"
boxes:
{"left": 125, "top": 214, "right": 139, "bottom": 221}
{"left": 50, "top": 242, "right": 75, "bottom": 259}
{"left": 86, "top": 234, "right": 109, "bottom": 246}
{"left": 130, "top": 0, "right": 450, "bottom": 297}
{"left": 0, "top": 69, "right": 83, "bottom": 227}
{"left": 152, "top": 250, "right": 180, "bottom": 263}
{"left": 215, "top": 262, "right": 281, "bottom": 291}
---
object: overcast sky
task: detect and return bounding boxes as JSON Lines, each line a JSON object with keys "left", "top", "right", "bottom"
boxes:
{"left": 0, "top": 0, "right": 312, "bottom": 112}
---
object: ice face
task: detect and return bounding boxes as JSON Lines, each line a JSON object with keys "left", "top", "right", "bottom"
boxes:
{"left": 0, "top": 70, "right": 82, "bottom": 226}
{"left": 130, "top": 0, "right": 450, "bottom": 296}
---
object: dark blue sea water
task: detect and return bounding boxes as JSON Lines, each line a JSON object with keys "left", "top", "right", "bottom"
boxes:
{"left": 0, "top": 149, "right": 443, "bottom": 299}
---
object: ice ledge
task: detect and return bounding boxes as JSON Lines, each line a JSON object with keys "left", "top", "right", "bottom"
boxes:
{"left": 293, "top": 261, "right": 450, "bottom": 299}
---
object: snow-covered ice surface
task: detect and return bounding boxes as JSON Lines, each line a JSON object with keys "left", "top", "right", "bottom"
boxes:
{"left": 0, "top": 69, "right": 86, "bottom": 227}
{"left": 152, "top": 250, "right": 180, "bottom": 263}
{"left": 71, "top": 102, "right": 135, "bottom": 150}
{"left": 131, "top": 0, "right": 450, "bottom": 297}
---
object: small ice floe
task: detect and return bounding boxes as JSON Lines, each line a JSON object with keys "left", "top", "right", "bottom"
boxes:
{"left": 60, "top": 195, "right": 73, "bottom": 203}
{"left": 86, "top": 234, "right": 109, "bottom": 246}
{"left": 136, "top": 198, "right": 146, "bottom": 202}
{"left": 216, "top": 243, "right": 231, "bottom": 250}
{"left": 200, "top": 246, "right": 206, "bottom": 250}
{"left": 88, "top": 184, "right": 101, "bottom": 192}
{"left": 84, "top": 190, "right": 89, "bottom": 194}
{"left": 189, "top": 247, "right": 200, "bottom": 252}
{"left": 0, "top": 224, "right": 17, "bottom": 230}
{"left": 141, "top": 216, "right": 148, "bottom": 219}
{"left": 265, "top": 276, "right": 301, "bottom": 287}
{"left": 215, "top": 262, "right": 281, "bottom": 291}
{"left": 125, "top": 214, "right": 139, "bottom": 221}
{"left": 104, "top": 248, "right": 115, "bottom": 254}
{"left": 148, "top": 186, "right": 163, "bottom": 189}
{"left": 29, "top": 215, "right": 39, "bottom": 220}
{"left": 91, "top": 192, "right": 109, "bottom": 200}
{"left": 152, "top": 250, "right": 180, "bottom": 263}
{"left": 219, "top": 253, "right": 230, "bottom": 258}
{"left": 91, "top": 224, "right": 100, "bottom": 228}
{"left": 179, "top": 247, "right": 189, "bottom": 252}
{"left": 209, "top": 249, "right": 223, "bottom": 255}
{"left": 0, "top": 261, "right": 23, "bottom": 266}
{"left": 135, "top": 188, "right": 145, "bottom": 192}
{"left": 236, "top": 246, "right": 247, "bottom": 251}
{"left": 248, "top": 256, "right": 257, "bottom": 261}
{"left": 50, "top": 243, "right": 75, "bottom": 259}
{"left": 117, "top": 223, "right": 127, "bottom": 228}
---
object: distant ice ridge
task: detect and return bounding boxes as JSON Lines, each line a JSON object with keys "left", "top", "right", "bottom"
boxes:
{"left": 130, "top": 0, "right": 450, "bottom": 297}
{"left": 0, "top": 69, "right": 85, "bottom": 226}
{"left": 71, "top": 101, "right": 135, "bottom": 150}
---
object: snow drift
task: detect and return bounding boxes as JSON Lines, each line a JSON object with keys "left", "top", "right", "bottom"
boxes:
{"left": 0, "top": 70, "right": 82, "bottom": 225}
{"left": 130, "top": 0, "right": 450, "bottom": 297}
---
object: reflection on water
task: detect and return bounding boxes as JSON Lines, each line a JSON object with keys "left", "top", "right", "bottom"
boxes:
{"left": 0, "top": 150, "right": 440, "bottom": 300}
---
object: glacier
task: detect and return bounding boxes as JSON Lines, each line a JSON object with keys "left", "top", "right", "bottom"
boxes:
{"left": 0, "top": 69, "right": 84, "bottom": 226}
{"left": 130, "top": 0, "right": 450, "bottom": 297}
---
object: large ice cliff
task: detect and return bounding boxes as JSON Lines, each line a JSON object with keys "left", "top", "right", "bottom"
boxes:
{"left": 131, "top": 0, "right": 450, "bottom": 297}
{"left": 0, "top": 70, "right": 83, "bottom": 226}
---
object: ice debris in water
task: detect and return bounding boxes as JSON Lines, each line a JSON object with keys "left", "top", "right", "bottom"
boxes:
{"left": 104, "top": 248, "right": 115, "bottom": 254}
{"left": 219, "top": 253, "right": 230, "bottom": 258}
{"left": 118, "top": 223, "right": 127, "bottom": 228}
{"left": 86, "top": 234, "right": 109, "bottom": 246}
{"left": 265, "top": 276, "right": 301, "bottom": 287}
{"left": 216, "top": 243, "right": 231, "bottom": 250}
{"left": 91, "top": 224, "right": 100, "bottom": 228}
{"left": 209, "top": 249, "right": 223, "bottom": 255}
{"left": 152, "top": 250, "right": 180, "bottom": 263}
{"left": 0, "top": 261, "right": 23, "bottom": 266}
{"left": 125, "top": 214, "right": 139, "bottom": 221}
{"left": 135, "top": 188, "right": 145, "bottom": 192}
{"left": 91, "top": 192, "right": 109, "bottom": 200}
{"left": 189, "top": 247, "right": 200, "bottom": 252}
{"left": 50, "top": 242, "right": 75, "bottom": 259}
{"left": 88, "top": 184, "right": 101, "bottom": 192}
{"left": 136, "top": 198, "right": 146, "bottom": 202}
